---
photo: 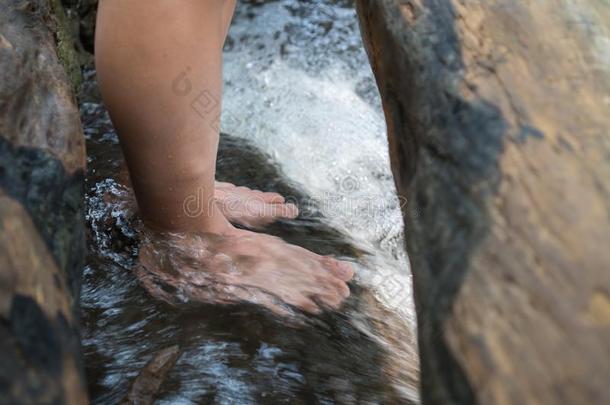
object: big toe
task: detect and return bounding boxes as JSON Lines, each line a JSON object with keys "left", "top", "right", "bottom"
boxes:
{"left": 321, "top": 256, "right": 355, "bottom": 281}
{"left": 262, "top": 192, "right": 286, "bottom": 204}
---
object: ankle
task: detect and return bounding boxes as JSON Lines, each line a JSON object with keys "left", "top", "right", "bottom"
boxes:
{"left": 140, "top": 200, "right": 234, "bottom": 236}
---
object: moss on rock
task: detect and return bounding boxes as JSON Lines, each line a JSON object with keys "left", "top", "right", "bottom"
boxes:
{"left": 48, "top": 0, "right": 82, "bottom": 93}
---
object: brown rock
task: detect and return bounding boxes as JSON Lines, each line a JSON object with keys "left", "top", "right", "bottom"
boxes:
{"left": 356, "top": 1, "right": 610, "bottom": 404}
{"left": 0, "top": 0, "right": 87, "bottom": 403}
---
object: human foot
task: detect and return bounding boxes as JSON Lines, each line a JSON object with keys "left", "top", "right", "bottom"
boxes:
{"left": 136, "top": 225, "right": 354, "bottom": 315}
{"left": 118, "top": 166, "right": 297, "bottom": 228}
{"left": 214, "top": 181, "right": 299, "bottom": 228}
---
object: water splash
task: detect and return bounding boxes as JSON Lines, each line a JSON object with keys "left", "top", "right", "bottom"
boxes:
{"left": 223, "top": 0, "right": 413, "bottom": 318}
{"left": 80, "top": 1, "right": 419, "bottom": 403}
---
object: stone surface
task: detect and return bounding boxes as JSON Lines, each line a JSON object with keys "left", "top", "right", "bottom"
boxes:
{"left": 121, "top": 346, "right": 181, "bottom": 405}
{"left": 0, "top": 0, "right": 87, "bottom": 403}
{"left": 356, "top": 0, "right": 610, "bottom": 404}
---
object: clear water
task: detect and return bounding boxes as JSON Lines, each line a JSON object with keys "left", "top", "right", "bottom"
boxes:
{"left": 80, "top": 1, "right": 419, "bottom": 403}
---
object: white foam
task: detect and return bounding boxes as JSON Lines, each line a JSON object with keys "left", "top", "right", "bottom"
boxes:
{"left": 222, "top": 1, "right": 415, "bottom": 324}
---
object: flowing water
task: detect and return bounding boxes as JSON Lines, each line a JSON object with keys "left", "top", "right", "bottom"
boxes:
{"left": 80, "top": 1, "right": 419, "bottom": 403}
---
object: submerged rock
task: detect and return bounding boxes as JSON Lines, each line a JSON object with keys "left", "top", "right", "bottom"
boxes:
{"left": 80, "top": 92, "right": 420, "bottom": 402}
{"left": 121, "top": 345, "right": 182, "bottom": 405}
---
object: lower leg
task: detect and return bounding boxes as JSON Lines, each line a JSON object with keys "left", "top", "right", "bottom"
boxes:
{"left": 98, "top": 0, "right": 296, "bottom": 230}
{"left": 96, "top": 0, "right": 229, "bottom": 233}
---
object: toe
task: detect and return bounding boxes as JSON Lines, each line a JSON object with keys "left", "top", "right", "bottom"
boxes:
{"left": 262, "top": 192, "right": 285, "bottom": 204}
{"left": 215, "top": 181, "right": 235, "bottom": 189}
{"left": 298, "top": 297, "right": 322, "bottom": 314}
{"left": 336, "top": 261, "right": 354, "bottom": 281}
{"left": 314, "top": 289, "right": 344, "bottom": 310}
{"left": 321, "top": 256, "right": 354, "bottom": 281}
{"left": 325, "top": 276, "right": 350, "bottom": 299}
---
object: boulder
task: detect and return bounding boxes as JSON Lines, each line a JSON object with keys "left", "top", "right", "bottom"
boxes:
{"left": 356, "top": 1, "right": 610, "bottom": 404}
{"left": 0, "top": 0, "right": 87, "bottom": 403}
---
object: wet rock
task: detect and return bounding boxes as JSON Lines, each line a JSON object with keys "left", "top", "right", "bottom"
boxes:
{"left": 356, "top": 0, "right": 610, "bottom": 404}
{"left": 121, "top": 346, "right": 181, "bottom": 405}
{"left": 80, "top": 81, "right": 420, "bottom": 402}
{"left": 0, "top": 0, "right": 87, "bottom": 403}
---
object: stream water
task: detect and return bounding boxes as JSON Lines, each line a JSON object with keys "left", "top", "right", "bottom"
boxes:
{"left": 80, "top": 1, "right": 418, "bottom": 403}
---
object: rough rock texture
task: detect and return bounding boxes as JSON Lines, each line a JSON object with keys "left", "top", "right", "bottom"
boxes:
{"left": 356, "top": 1, "right": 610, "bottom": 404}
{"left": 0, "top": 0, "right": 87, "bottom": 403}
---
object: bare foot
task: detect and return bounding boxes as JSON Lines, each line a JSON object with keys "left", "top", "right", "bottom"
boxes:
{"left": 119, "top": 165, "right": 297, "bottom": 228}
{"left": 214, "top": 181, "right": 299, "bottom": 228}
{"left": 136, "top": 225, "right": 354, "bottom": 315}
